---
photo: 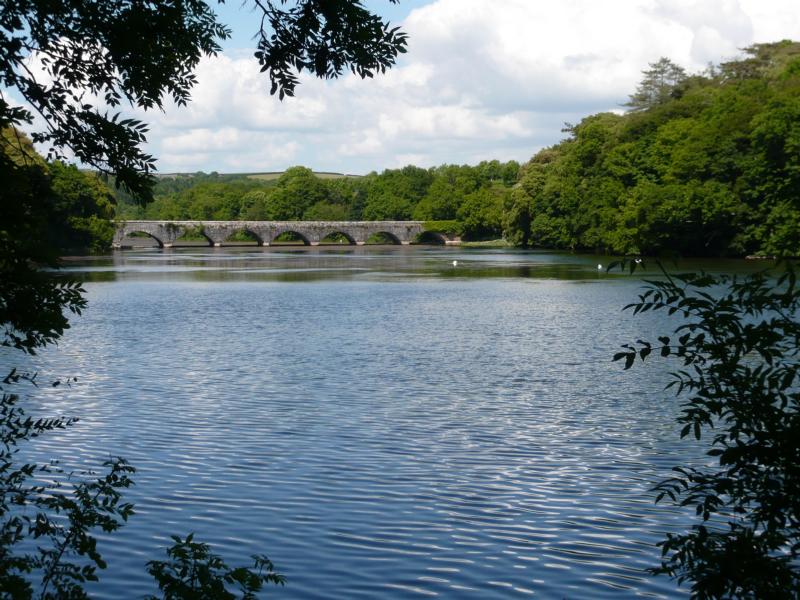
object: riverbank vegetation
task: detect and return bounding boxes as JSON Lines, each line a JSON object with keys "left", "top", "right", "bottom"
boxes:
{"left": 1, "top": 129, "right": 116, "bottom": 256}
{"left": 1, "top": 125, "right": 286, "bottom": 599}
{"left": 508, "top": 41, "right": 800, "bottom": 258}
{"left": 112, "top": 40, "right": 800, "bottom": 258}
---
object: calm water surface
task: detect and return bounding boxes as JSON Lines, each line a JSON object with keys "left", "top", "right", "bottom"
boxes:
{"left": 7, "top": 247, "right": 757, "bottom": 598}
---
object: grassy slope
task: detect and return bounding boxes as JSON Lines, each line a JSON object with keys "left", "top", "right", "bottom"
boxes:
{"left": 155, "top": 171, "right": 363, "bottom": 180}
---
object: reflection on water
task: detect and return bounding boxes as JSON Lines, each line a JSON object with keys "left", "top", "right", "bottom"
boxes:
{"left": 59, "top": 246, "right": 766, "bottom": 284}
{"left": 10, "top": 248, "right": 757, "bottom": 598}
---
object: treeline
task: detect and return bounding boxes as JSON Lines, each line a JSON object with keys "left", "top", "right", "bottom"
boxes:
{"left": 505, "top": 41, "right": 800, "bottom": 257}
{"left": 1, "top": 128, "right": 116, "bottom": 254}
{"left": 115, "top": 162, "right": 520, "bottom": 240}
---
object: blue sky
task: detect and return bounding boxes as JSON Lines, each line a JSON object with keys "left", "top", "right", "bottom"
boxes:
{"left": 13, "top": 1, "right": 800, "bottom": 174}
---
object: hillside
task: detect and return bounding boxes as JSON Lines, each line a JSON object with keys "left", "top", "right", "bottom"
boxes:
{"left": 505, "top": 40, "right": 800, "bottom": 257}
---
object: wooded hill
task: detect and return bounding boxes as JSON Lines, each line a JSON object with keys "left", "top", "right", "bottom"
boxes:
{"left": 506, "top": 40, "right": 800, "bottom": 257}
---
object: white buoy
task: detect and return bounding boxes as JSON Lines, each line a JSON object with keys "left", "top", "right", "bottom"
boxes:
{"left": 452, "top": 260, "right": 458, "bottom": 267}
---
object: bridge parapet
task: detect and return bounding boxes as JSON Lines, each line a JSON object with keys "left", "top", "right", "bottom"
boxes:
{"left": 113, "top": 220, "right": 460, "bottom": 248}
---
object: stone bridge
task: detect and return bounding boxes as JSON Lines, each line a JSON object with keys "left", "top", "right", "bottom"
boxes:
{"left": 113, "top": 220, "right": 461, "bottom": 248}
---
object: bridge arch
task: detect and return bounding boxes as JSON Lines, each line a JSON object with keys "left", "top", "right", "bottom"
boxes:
{"left": 367, "top": 231, "right": 402, "bottom": 245}
{"left": 319, "top": 230, "right": 356, "bottom": 245}
{"left": 172, "top": 225, "right": 214, "bottom": 246}
{"left": 223, "top": 227, "right": 264, "bottom": 245}
{"left": 270, "top": 229, "right": 311, "bottom": 246}
{"left": 125, "top": 229, "right": 166, "bottom": 248}
{"left": 415, "top": 231, "right": 447, "bottom": 245}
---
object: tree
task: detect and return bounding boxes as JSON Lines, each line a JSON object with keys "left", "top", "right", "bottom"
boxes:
{"left": 303, "top": 201, "right": 350, "bottom": 221}
{"left": 626, "top": 57, "right": 687, "bottom": 111}
{"left": 240, "top": 191, "right": 271, "bottom": 221}
{"left": 0, "top": 1, "right": 407, "bottom": 201}
{"left": 48, "top": 162, "right": 117, "bottom": 253}
{"left": 264, "top": 166, "right": 329, "bottom": 219}
{"left": 505, "top": 42, "right": 800, "bottom": 257}
{"left": 614, "top": 262, "right": 800, "bottom": 598}
{"left": 0, "top": 130, "right": 134, "bottom": 591}
{"left": 2, "top": 3, "right": 401, "bottom": 596}
{"left": 412, "top": 178, "right": 461, "bottom": 220}
{"left": 456, "top": 184, "right": 508, "bottom": 240}
{"left": 0, "top": 135, "right": 286, "bottom": 600}
{"left": 0, "top": 130, "right": 86, "bottom": 354}
{"left": 719, "top": 40, "right": 800, "bottom": 81}
{"left": 254, "top": 0, "right": 407, "bottom": 99}
{"left": 362, "top": 165, "right": 433, "bottom": 220}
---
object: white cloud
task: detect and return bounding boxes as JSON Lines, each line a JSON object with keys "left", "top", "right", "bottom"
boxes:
{"left": 159, "top": 128, "right": 299, "bottom": 172}
{"left": 16, "top": 0, "right": 800, "bottom": 173}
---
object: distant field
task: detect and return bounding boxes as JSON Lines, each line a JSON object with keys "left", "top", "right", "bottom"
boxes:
{"left": 245, "top": 171, "right": 362, "bottom": 180}
{"left": 155, "top": 171, "right": 362, "bottom": 181}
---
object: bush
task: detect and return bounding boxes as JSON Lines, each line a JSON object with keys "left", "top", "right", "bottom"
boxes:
{"left": 146, "top": 534, "right": 285, "bottom": 600}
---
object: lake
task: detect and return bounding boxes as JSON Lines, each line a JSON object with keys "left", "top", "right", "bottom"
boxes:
{"left": 6, "top": 247, "right": 755, "bottom": 598}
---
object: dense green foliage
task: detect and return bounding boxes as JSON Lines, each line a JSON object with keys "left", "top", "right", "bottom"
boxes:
{"left": 255, "top": 0, "right": 407, "bottom": 100}
{"left": 1, "top": 129, "right": 116, "bottom": 256}
{"left": 2, "top": 2, "right": 403, "bottom": 587}
{"left": 1, "top": 130, "right": 92, "bottom": 353}
{"left": 47, "top": 162, "right": 116, "bottom": 253}
{"left": 116, "top": 161, "right": 520, "bottom": 241}
{"left": 507, "top": 41, "right": 800, "bottom": 257}
{"left": 0, "top": 0, "right": 229, "bottom": 200}
{"left": 615, "top": 262, "right": 800, "bottom": 597}
{"left": 0, "top": 138, "right": 283, "bottom": 598}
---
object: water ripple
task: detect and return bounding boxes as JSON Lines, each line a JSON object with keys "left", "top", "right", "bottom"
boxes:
{"left": 3, "top": 249, "right": 711, "bottom": 599}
